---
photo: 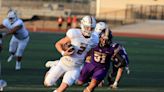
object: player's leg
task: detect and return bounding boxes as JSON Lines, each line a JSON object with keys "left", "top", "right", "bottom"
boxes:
{"left": 54, "top": 67, "right": 80, "bottom": 92}
{"left": 44, "top": 64, "right": 65, "bottom": 87}
{"left": 83, "top": 78, "right": 100, "bottom": 92}
{"left": 76, "top": 63, "right": 92, "bottom": 86}
{"left": 54, "top": 82, "right": 68, "bottom": 92}
{"left": 84, "top": 68, "right": 108, "bottom": 92}
{"left": 15, "top": 37, "right": 29, "bottom": 70}
{"left": 7, "top": 36, "right": 17, "bottom": 62}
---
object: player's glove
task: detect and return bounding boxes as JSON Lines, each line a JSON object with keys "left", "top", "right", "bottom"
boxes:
{"left": 61, "top": 46, "right": 74, "bottom": 56}
{"left": 110, "top": 81, "right": 118, "bottom": 89}
{"left": 125, "top": 66, "right": 130, "bottom": 75}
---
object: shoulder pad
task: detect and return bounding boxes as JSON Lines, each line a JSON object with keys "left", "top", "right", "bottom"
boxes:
{"left": 112, "top": 42, "right": 120, "bottom": 48}
{"left": 66, "top": 28, "right": 81, "bottom": 39}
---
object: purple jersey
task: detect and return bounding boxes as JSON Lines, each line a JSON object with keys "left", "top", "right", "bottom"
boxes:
{"left": 109, "top": 43, "right": 130, "bottom": 79}
{"left": 78, "top": 45, "right": 114, "bottom": 82}
{"left": 90, "top": 45, "right": 114, "bottom": 69}
{"left": 119, "top": 47, "right": 129, "bottom": 65}
{"left": 111, "top": 42, "right": 129, "bottom": 68}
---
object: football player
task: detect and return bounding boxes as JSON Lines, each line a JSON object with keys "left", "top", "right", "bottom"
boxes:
{"left": 107, "top": 42, "right": 130, "bottom": 89}
{"left": 0, "top": 9, "right": 29, "bottom": 70}
{"left": 76, "top": 22, "right": 115, "bottom": 92}
{"left": 44, "top": 16, "right": 101, "bottom": 92}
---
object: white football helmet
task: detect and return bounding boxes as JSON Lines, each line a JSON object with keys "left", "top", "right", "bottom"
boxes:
{"left": 7, "top": 10, "right": 18, "bottom": 24}
{"left": 95, "top": 22, "right": 113, "bottom": 47}
{"left": 80, "top": 16, "right": 96, "bottom": 37}
{"left": 95, "top": 22, "right": 107, "bottom": 34}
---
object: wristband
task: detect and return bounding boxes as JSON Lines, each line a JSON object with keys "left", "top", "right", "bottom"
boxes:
{"left": 114, "top": 81, "right": 118, "bottom": 85}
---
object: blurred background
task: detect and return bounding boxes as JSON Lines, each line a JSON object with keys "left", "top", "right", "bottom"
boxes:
{"left": 0, "top": 0, "right": 164, "bottom": 34}
{"left": 0, "top": 0, "right": 164, "bottom": 92}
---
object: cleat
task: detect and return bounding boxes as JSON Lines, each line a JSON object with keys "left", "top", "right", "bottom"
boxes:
{"left": 45, "top": 60, "right": 59, "bottom": 68}
{"left": 15, "top": 62, "right": 21, "bottom": 70}
{"left": 7, "top": 55, "right": 14, "bottom": 62}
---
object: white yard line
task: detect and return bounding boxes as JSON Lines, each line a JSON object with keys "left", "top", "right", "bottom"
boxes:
{"left": 4, "top": 86, "right": 164, "bottom": 91}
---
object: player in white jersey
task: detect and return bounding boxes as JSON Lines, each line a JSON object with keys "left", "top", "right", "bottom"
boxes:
{"left": 44, "top": 16, "right": 100, "bottom": 92}
{"left": 0, "top": 9, "right": 29, "bottom": 70}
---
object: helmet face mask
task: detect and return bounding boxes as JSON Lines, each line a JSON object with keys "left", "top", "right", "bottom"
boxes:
{"left": 81, "top": 26, "right": 94, "bottom": 38}
{"left": 7, "top": 11, "right": 17, "bottom": 24}
{"left": 81, "top": 16, "right": 96, "bottom": 37}
{"left": 99, "top": 26, "right": 112, "bottom": 47}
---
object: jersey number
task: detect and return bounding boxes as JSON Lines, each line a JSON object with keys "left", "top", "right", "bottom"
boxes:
{"left": 77, "top": 43, "right": 87, "bottom": 55}
{"left": 94, "top": 51, "right": 106, "bottom": 63}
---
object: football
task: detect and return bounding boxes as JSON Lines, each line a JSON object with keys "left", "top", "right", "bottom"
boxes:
{"left": 62, "top": 42, "right": 75, "bottom": 52}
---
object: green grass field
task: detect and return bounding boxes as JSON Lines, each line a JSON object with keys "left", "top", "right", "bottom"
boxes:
{"left": 1, "top": 32, "right": 164, "bottom": 92}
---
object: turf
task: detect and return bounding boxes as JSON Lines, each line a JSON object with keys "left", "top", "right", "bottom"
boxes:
{"left": 1, "top": 32, "right": 164, "bottom": 92}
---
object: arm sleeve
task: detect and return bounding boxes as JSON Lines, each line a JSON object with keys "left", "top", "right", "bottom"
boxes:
{"left": 89, "top": 32, "right": 99, "bottom": 47}
{"left": 13, "top": 19, "right": 23, "bottom": 27}
{"left": 122, "top": 47, "right": 129, "bottom": 66}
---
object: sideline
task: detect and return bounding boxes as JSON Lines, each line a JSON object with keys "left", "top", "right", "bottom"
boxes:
{"left": 27, "top": 27, "right": 164, "bottom": 40}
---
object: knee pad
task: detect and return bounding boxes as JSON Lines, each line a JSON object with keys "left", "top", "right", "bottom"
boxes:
{"left": 44, "top": 79, "right": 54, "bottom": 87}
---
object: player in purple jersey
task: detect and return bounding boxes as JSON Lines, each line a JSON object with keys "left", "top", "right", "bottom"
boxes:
{"left": 107, "top": 42, "right": 130, "bottom": 89}
{"left": 76, "top": 22, "right": 116, "bottom": 92}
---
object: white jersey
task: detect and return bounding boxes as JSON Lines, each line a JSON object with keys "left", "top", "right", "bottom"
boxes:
{"left": 3, "top": 18, "right": 29, "bottom": 40}
{"left": 44, "top": 29, "right": 99, "bottom": 86}
{"left": 60, "top": 28, "right": 99, "bottom": 67}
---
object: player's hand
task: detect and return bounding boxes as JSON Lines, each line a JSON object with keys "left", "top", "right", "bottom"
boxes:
{"left": 125, "top": 66, "right": 130, "bottom": 75}
{"left": 110, "top": 81, "right": 118, "bottom": 89}
{"left": 63, "top": 47, "right": 74, "bottom": 56}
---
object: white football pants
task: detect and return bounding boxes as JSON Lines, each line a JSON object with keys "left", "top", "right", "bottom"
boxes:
{"left": 9, "top": 36, "right": 29, "bottom": 57}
